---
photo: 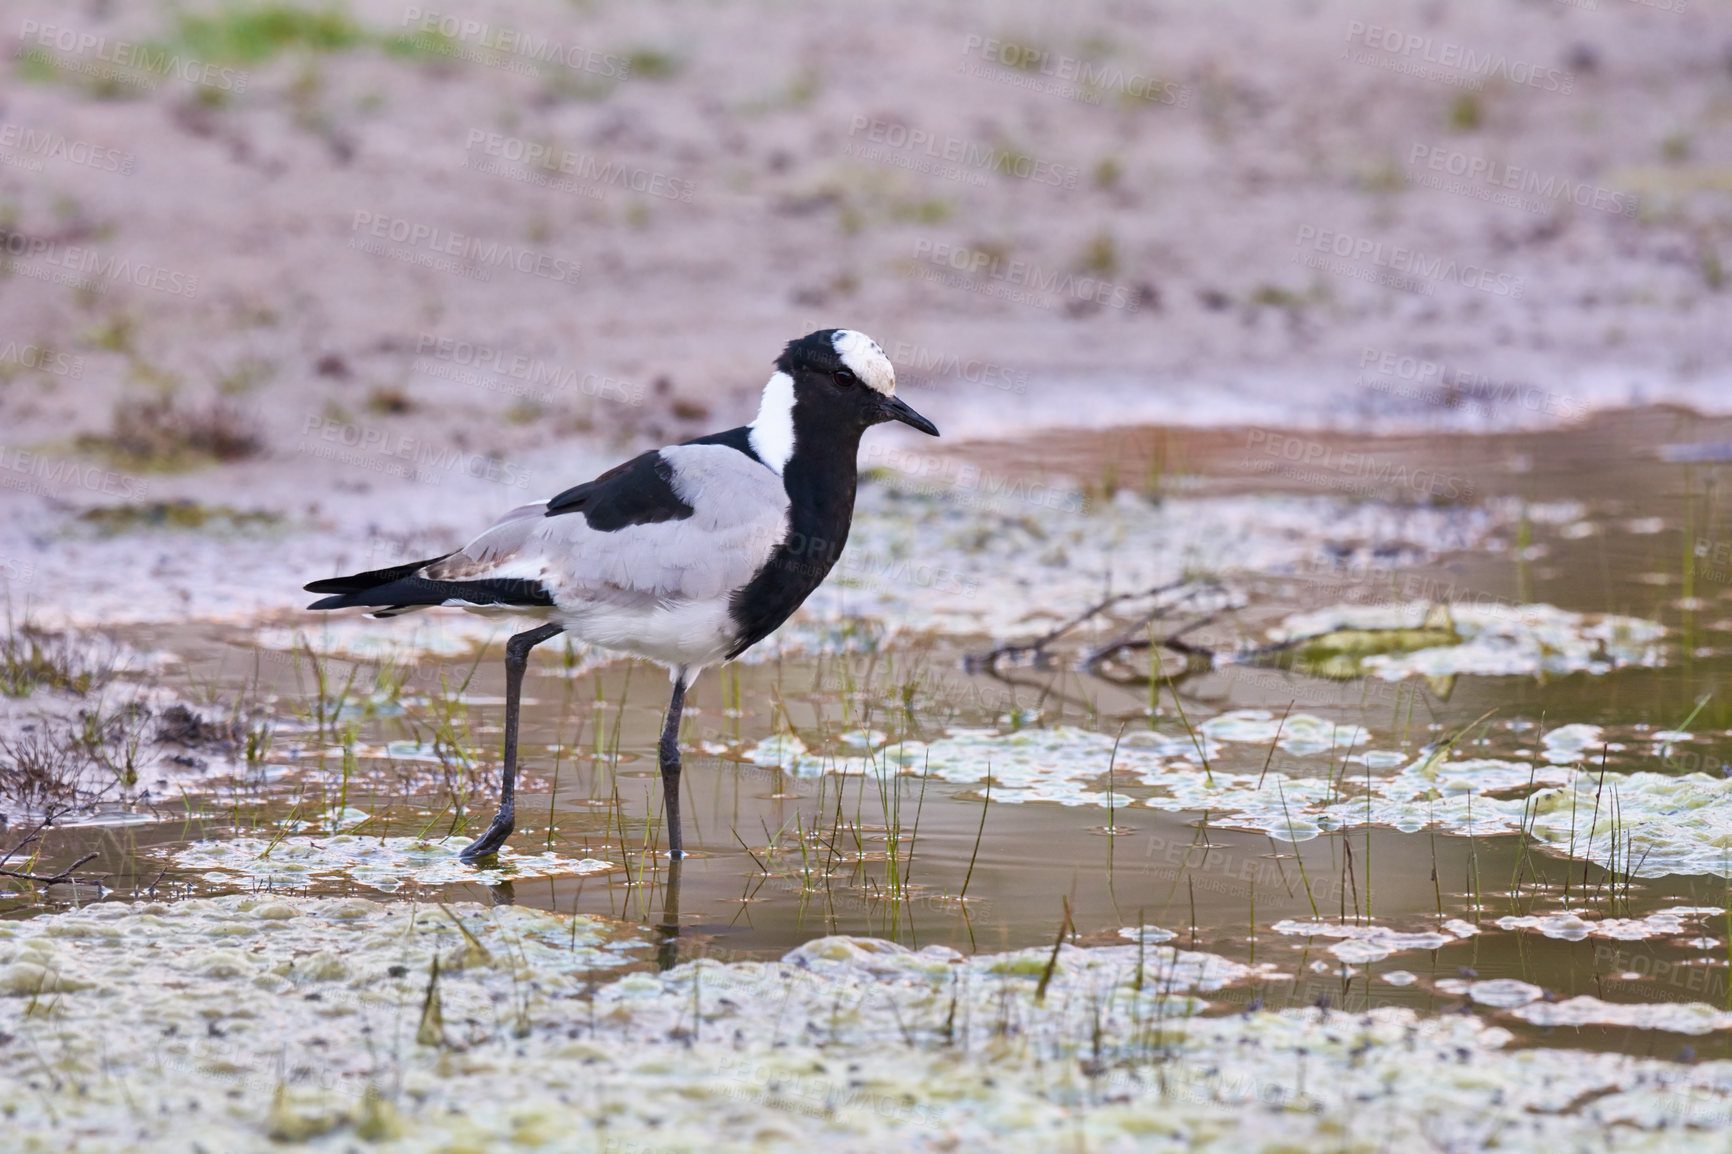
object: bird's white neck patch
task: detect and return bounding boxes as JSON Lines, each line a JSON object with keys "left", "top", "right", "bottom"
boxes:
{"left": 832, "top": 329, "right": 896, "bottom": 396}
{"left": 748, "top": 370, "right": 797, "bottom": 474}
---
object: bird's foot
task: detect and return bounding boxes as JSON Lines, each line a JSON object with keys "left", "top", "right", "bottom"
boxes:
{"left": 459, "top": 811, "right": 514, "bottom": 862}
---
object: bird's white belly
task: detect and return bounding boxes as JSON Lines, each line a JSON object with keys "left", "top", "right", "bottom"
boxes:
{"left": 555, "top": 598, "right": 737, "bottom": 669}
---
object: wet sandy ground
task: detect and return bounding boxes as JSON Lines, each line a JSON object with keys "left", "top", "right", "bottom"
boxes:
{"left": 1, "top": 0, "right": 1729, "bottom": 488}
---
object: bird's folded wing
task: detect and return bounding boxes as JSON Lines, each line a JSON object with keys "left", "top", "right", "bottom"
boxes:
{"left": 424, "top": 444, "right": 791, "bottom": 606}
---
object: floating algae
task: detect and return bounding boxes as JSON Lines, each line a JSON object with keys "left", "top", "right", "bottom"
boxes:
{"left": 1493, "top": 908, "right": 1726, "bottom": 942}
{"left": 1508, "top": 774, "right": 1732, "bottom": 878}
{"left": 1437, "top": 978, "right": 1546, "bottom": 1009}
{"left": 808, "top": 481, "right": 1532, "bottom": 642}
{"left": 1515, "top": 995, "right": 1732, "bottom": 1035}
{"left": 11, "top": 895, "right": 1732, "bottom": 1151}
{"left": 743, "top": 731, "right": 928, "bottom": 778}
{"left": 1267, "top": 601, "right": 1666, "bottom": 680}
{"left": 743, "top": 724, "right": 1208, "bottom": 801}
{"left": 1118, "top": 924, "right": 1180, "bottom": 944}
{"left": 746, "top": 716, "right": 1363, "bottom": 801}
{"left": 169, "top": 834, "right": 615, "bottom": 891}
{"left": 1541, "top": 722, "right": 1608, "bottom": 763}
{"left": 1268, "top": 919, "right": 1455, "bottom": 964}
{"left": 1260, "top": 603, "right": 1461, "bottom": 681}
{"left": 1197, "top": 709, "right": 1371, "bottom": 756}
{"left": 736, "top": 704, "right": 1732, "bottom": 881}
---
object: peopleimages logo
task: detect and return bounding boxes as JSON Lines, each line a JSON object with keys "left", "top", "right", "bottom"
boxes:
{"left": 961, "top": 35, "right": 1190, "bottom": 106}
{"left": 1294, "top": 225, "right": 1524, "bottom": 298}
{"left": 1343, "top": 21, "right": 1573, "bottom": 94}
{"left": 299, "top": 416, "right": 532, "bottom": 489}
{"left": 348, "top": 211, "right": 580, "bottom": 286}
{"left": 400, "top": 8, "right": 629, "bottom": 77}
{"left": 911, "top": 240, "right": 1140, "bottom": 311}
{"left": 0, "top": 341, "right": 83, "bottom": 378}
{"left": 890, "top": 341, "right": 1027, "bottom": 394}
{"left": 1408, "top": 145, "right": 1637, "bottom": 218}
{"left": 1243, "top": 429, "right": 1474, "bottom": 501}
{"left": 0, "top": 446, "right": 150, "bottom": 501}
{"left": 1357, "top": 346, "right": 1585, "bottom": 420}
{"left": 845, "top": 118, "right": 1079, "bottom": 188}
{"left": 463, "top": 131, "right": 694, "bottom": 202}
{"left": 0, "top": 232, "right": 199, "bottom": 298}
{"left": 414, "top": 334, "right": 646, "bottom": 405}
{"left": 866, "top": 443, "right": 1087, "bottom": 513}
{"left": 0, "top": 123, "right": 134, "bottom": 175}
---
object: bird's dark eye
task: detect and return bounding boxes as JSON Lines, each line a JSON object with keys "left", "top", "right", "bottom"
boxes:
{"left": 834, "top": 366, "right": 858, "bottom": 387}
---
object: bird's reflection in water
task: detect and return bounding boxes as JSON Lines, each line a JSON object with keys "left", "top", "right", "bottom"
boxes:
{"left": 486, "top": 880, "right": 516, "bottom": 906}
{"left": 657, "top": 858, "right": 683, "bottom": 972}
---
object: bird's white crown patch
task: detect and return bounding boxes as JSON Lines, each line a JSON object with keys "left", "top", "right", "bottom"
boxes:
{"left": 831, "top": 330, "right": 896, "bottom": 396}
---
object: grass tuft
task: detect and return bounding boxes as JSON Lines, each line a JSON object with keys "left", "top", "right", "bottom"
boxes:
{"left": 0, "top": 623, "right": 116, "bottom": 698}
{"left": 172, "top": 4, "right": 365, "bottom": 65}
{"left": 77, "top": 393, "right": 262, "bottom": 471}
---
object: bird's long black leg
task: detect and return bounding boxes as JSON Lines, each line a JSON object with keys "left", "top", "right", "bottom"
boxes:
{"left": 460, "top": 622, "right": 564, "bottom": 862}
{"left": 660, "top": 671, "right": 688, "bottom": 858}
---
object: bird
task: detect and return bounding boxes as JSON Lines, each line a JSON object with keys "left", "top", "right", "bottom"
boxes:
{"left": 303, "top": 329, "right": 939, "bottom": 862}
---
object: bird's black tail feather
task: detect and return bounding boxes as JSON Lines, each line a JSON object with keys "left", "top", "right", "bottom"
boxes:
{"left": 304, "top": 552, "right": 454, "bottom": 598}
{"left": 305, "top": 554, "right": 553, "bottom": 614}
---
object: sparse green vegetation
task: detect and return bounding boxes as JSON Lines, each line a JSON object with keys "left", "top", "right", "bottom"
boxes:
{"left": 379, "top": 26, "right": 461, "bottom": 64}
{"left": 76, "top": 393, "right": 263, "bottom": 471}
{"left": 1448, "top": 92, "right": 1482, "bottom": 132}
{"left": 1247, "top": 282, "right": 1329, "bottom": 311}
{"left": 1355, "top": 158, "right": 1405, "bottom": 195}
{"left": 75, "top": 500, "right": 284, "bottom": 536}
{"left": 170, "top": 3, "right": 365, "bottom": 65}
{"left": 737, "top": 67, "right": 823, "bottom": 115}
{"left": 624, "top": 48, "right": 681, "bottom": 81}
{"left": 1078, "top": 231, "right": 1119, "bottom": 276}
{"left": 219, "top": 358, "right": 276, "bottom": 395}
{"left": 85, "top": 314, "right": 136, "bottom": 354}
{"left": 0, "top": 623, "right": 115, "bottom": 698}
{"left": 782, "top": 67, "right": 821, "bottom": 109}
{"left": 889, "top": 197, "right": 953, "bottom": 224}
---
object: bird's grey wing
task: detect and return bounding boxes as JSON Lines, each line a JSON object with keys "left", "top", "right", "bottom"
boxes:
{"left": 545, "top": 444, "right": 791, "bottom": 605}
{"left": 427, "top": 445, "right": 790, "bottom": 605}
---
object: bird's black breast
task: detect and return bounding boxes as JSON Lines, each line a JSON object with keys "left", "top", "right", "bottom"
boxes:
{"left": 545, "top": 451, "right": 694, "bottom": 531}
{"left": 725, "top": 451, "right": 858, "bottom": 659}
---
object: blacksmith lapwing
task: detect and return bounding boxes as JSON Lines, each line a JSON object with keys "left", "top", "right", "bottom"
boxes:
{"left": 304, "top": 330, "right": 939, "bottom": 860}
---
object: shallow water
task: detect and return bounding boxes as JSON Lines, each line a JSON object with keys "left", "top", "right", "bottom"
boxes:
{"left": 10, "top": 408, "right": 1732, "bottom": 1086}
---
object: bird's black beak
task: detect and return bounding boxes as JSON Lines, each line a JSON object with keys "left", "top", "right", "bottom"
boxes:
{"left": 875, "top": 393, "right": 940, "bottom": 436}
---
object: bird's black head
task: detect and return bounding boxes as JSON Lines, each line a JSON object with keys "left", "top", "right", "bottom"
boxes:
{"left": 769, "top": 329, "right": 939, "bottom": 440}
